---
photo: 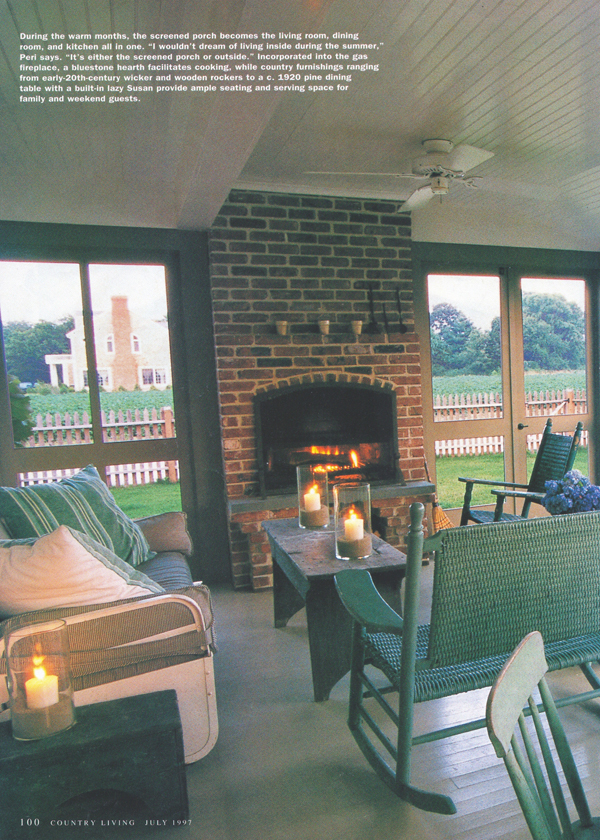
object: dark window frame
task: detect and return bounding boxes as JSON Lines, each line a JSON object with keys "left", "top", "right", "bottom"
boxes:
{"left": 0, "top": 220, "right": 231, "bottom": 583}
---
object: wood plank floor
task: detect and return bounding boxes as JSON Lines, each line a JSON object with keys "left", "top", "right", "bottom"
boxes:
{"left": 37, "top": 564, "right": 600, "bottom": 840}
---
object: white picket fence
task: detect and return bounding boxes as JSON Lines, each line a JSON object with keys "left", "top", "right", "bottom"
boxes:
{"left": 20, "top": 462, "right": 179, "bottom": 488}
{"left": 20, "top": 406, "right": 178, "bottom": 487}
{"left": 435, "top": 436, "right": 506, "bottom": 457}
{"left": 26, "top": 407, "right": 175, "bottom": 446}
{"left": 434, "top": 388, "right": 588, "bottom": 457}
{"left": 433, "top": 388, "right": 586, "bottom": 422}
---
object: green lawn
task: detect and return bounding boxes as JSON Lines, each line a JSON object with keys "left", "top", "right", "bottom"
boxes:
{"left": 432, "top": 371, "right": 586, "bottom": 398}
{"left": 110, "top": 481, "right": 182, "bottom": 519}
{"left": 435, "top": 447, "right": 589, "bottom": 509}
{"left": 28, "top": 389, "right": 174, "bottom": 418}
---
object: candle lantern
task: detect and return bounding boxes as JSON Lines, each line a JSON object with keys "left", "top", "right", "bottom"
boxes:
{"left": 297, "top": 464, "right": 329, "bottom": 529}
{"left": 333, "top": 482, "right": 373, "bottom": 560}
{"left": 4, "top": 619, "right": 76, "bottom": 740}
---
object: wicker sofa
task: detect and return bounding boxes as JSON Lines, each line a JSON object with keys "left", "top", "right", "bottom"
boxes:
{"left": 0, "top": 469, "right": 218, "bottom": 763}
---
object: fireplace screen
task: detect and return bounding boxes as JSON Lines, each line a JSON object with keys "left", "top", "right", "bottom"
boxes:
{"left": 255, "top": 383, "right": 402, "bottom": 495}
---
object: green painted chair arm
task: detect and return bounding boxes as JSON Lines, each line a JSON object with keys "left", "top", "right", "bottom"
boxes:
{"left": 335, "top": 569, "right": 403, "bottom": 635}
{"left": 458, "top": 477, "right": 529, "bottom": 489}
{"left": 490, "top": 488, "right": 544, "bottom": 501}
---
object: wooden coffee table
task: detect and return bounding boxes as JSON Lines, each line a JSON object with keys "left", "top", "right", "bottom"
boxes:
{"left": 262, "top": 518, "right": 407, "bottom": 701}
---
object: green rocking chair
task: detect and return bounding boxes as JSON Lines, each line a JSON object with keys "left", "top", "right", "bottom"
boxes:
{"left": 334, "top": 503, "right": 600, "bottom": 816}
{"left": 486, "top": 631, "right": 600, "bottom": 840}
{"left": 459, "top": 418, "right": 583, "bottom": 525}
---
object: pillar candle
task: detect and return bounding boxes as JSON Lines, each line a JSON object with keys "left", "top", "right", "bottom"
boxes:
{"left": 304, "top": 485, "right": 321, "bottom": 512}
{"left": 344, "top": 509, "right": 364, "bottom": 541}
{"left": 25, "top": 666, "right": 59, "bottom": 709}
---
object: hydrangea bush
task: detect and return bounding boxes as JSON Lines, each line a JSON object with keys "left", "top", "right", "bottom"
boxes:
{"left": 542, "top": 470, "right": 600, "bottom": 514}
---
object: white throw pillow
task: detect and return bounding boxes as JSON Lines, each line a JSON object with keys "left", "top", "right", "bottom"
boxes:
{"left": 0, "top": 525, "right": 164, "bottom": 617}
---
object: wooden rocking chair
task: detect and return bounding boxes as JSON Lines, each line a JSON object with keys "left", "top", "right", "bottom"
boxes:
{"left": 486, "top": 631, "right": 600, "bottom": 840}
{"left": 459, "top": 418, "right": 583, "bottom": 525}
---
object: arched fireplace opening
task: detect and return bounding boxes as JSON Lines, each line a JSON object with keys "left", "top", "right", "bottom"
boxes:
{"left": 255, "top": 382, "right": 404, "bottom": 496}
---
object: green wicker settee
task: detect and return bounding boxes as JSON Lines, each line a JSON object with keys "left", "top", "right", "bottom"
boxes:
{"left": 335, "top": 503, "right": 600, "bottom": 815}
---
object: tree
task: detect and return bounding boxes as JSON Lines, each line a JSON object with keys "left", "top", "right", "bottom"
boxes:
{"left": 484, "top": 316, "right": 502, "bottom": 373}
{"left": 430, "top": 293, "right": 585, "bottom": 376}
{"left": 522, "top": 293, "right": 585, "bottom": 370}
{"left": 462, "top": 326, "right": 498, "bottom": 375}
{"left": 8, "top": 375, "right": 34, "bottom": 444}
{"left": 3, "top": 317, "right": 74, "bottom": 384}
{"left": 429, "top": 303, "right": 476, "bottom": 374}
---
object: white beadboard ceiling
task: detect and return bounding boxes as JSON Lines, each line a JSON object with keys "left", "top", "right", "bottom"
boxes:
{"left": 2, "top": 0, "right": 600, "bottom": 250}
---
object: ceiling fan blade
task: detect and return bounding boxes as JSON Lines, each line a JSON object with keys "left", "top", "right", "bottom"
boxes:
{"left": 304, "top": 171, "right": 423, "bottom": 179}
{"left": 446, "top": 144, "right": 494, "bottom": 173}
{"left": 400, "top": 184, "right": 435, "bottom": 211}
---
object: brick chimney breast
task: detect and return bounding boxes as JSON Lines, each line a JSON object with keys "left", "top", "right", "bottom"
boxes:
{"left": 111, "top": 296, "right": 138, "bottom": 391}
{"left": 210, "top": 190, "right": 428, "bottom": 589}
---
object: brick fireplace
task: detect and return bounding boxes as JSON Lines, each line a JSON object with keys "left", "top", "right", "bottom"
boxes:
{"left": 255, "top": 379, "right": 402, "bottom": 494}
{"left": 209, "top": 189, "right": 432, "bottom": 589}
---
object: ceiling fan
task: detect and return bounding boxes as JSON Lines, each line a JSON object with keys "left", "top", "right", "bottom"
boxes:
{"left": 306, "top": 139, "right": 494, "bottom": 211}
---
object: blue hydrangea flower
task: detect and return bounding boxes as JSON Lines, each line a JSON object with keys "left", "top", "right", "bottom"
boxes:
{"left": 542, "top": 472, "right": 600, "bottom": 515}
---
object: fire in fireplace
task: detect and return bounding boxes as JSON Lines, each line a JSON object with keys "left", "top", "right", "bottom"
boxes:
{"left": 255, "top": 382, "right": 403, "bottom": 495}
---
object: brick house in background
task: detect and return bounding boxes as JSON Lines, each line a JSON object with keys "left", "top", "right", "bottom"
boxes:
{"left": 45, "top": 296, "right": 171, "bottom": 392}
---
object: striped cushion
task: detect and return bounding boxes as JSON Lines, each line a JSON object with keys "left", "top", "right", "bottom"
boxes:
{"left": 0, "top": 466, "right": 151, "bottom": 567}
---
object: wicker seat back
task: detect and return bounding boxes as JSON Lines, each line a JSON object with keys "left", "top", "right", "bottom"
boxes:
{"left": 428, "top": 511, "right": 600, "bottom": 668}
{"left": 527, "top": 427, "right": 583, "bottom": 494}
{"left": 459, "top": 418, "right": 583, "bottom": 525}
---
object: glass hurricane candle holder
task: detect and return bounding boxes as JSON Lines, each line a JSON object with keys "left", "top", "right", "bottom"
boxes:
{"left": 297, "top": 464, "right": 329, "bottom": 529}
{"left": 5, "top": 619, "right": 76, "bottom": 740}
{"left": 333, "top": 482, "right": 373, "bottom": 560}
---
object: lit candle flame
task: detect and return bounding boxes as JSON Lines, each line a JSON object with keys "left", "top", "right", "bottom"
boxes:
{"left": 32, "top": 653, "right": 46, "bottom": 681}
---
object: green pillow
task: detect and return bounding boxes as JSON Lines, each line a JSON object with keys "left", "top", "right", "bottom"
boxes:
{"left": 0, "top": 465, "right": 151, "bottom": 567}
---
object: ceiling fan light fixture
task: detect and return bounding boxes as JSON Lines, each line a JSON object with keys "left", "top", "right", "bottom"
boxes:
{"left": 413, "top": 139, "right": 455, "bottom": 175}
{"left": 430, "top": 175, "right": 449, "bottom": 195}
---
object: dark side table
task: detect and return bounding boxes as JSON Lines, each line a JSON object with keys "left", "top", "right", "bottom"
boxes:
{"left": 262, "top": 518, "right": 407, "bottom": 702}
{"left": 0, "top": 691, "right": 188, "bottom": 838}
